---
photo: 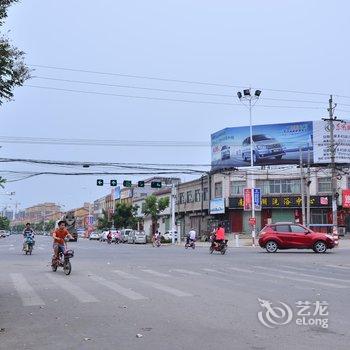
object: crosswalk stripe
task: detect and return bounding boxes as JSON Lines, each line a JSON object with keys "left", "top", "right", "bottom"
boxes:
{"left": 10, "top": 273, "right": 45, "bottom": 306}
{"left": 141, "top": 269, "right": 170, "bottom": 278}
{"left": 227, "top": 267, "right": 253, "bottom": 273}
{"left": 254, "top": 266, "right": 350, "bottom": 284}
{"left": 172, "top": 268, "right": 202, "bottom": 276}
{"left": 325, "top": 264, "right": 350, "bottom": 270}
{"left": 113, "top": 270, "right": 192, "bottom": 297}
{"left": 46, "top": 274, "right": 99, "bottom": 303}
{"left": 89, "top": 274, "right": 147, "bottom": 300}
{"left": 250, "top": 268, "right": 348, "bottom": 289}
{"left": 202, "top": 268, "right": 223, "bottom": 274}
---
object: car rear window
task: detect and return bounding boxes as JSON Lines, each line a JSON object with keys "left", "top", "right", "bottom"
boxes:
{"left": 275, "top": 225, "right": 290, "bottom": 232}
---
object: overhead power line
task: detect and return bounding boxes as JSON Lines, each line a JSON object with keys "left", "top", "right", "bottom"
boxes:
{"left": 30, "top": 64, "right": 350, "bottom": 99}
{"left": 25, "top": 85, "right": 347, "bottom": 111}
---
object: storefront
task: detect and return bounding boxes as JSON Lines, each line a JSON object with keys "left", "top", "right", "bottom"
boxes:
{"left": 229, "top": 195, "right": 332, "bottom": 233}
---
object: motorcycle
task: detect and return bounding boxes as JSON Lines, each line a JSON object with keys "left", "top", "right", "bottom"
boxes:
{"left": 209, "top": 237, "right": 228, "bottom": 255}
{"left": 185, "top": 239, "right": 196, "bottom": 249}
{"left": 23, "top": 237, "right": 35, "bottom": 255}
{"left": 107, "top": 237, "right": 112, "bottom": 244}
{"left": 114, "top": 237, "right": 121, "bottom": 244}
{"left": 51, "top": 248, "right": 74, "bottom": 275}
{"left": 153, "top": 237, "right": 161, "bottom": 247}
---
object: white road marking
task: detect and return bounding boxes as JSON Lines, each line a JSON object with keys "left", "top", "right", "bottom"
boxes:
{"left": 113, "top": 270, "right": 192, "bottom": 297}
{"left": 254, "top": 266, "right": 350, "bottom": 284}
{"left": 10, "top": 273, "right": 45, "bottom": 306}
{"left": 250, "top": 267, "right": 348, "bottom": 289}
{"left": 141, "top": 269, "right": 170, "bottom": 278}
{"left": 325, "top": 264, "right": 350, "bottom": 270}
{"left": 46, "top": 274, "right": 99, "bottom": 303}
{"left": 202, "top": 268, "right": 224, "bottom": 274}
{"left": 172, "top": 268, "right": 202, "bottom": 276}
{"left": 227, "top": 267, "right": 254, "bottom": 273}
{"left": 89, "top": 274, "right": 147, "bottom": 300}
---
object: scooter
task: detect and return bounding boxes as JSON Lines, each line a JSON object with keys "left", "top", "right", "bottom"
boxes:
{"left": 23, "top": 237, "right": 34, "bottom": 255}
{"left": 185, "top": 239, "right": 196, "bottom": 249}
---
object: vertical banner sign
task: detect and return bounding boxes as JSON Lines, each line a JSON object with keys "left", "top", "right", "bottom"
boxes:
{"left": 254, "top": 188, "right": 261, "bottom": 211}
{"left": 243, "top": 188, "right": 252, "bottom": 211}
{"left": 342, "top": 189, "right": 350, "bottom": 208}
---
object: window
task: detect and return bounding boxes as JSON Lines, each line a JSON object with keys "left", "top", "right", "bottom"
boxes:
{"left": 214, "top": 182, "right": 222, "bottom": 198}
{"left": 195, "top": 189, "right": 201, "bottom": 202}
{"left": 257, "top": 179, "right": 301, "bottom": 195}
{"left": 269, "top": 180, "right": 281, "bottom": 194}
{"left": 318, "top": 177, "right": 332, "bottom": 193}
{"left": 275, "top": 224, "right": 290, "bottom": 232}
{"left": 179, "top": 193, "right": 185, "bottom": 204}
{"left": 230, "top": 181, "right": 246, "bottom": 196}
{"left": 186, "top": 191, "right": 193, "bottom": 203}
{"left": 290, "top": 225, "right": 308, "bottom": 233}
{"left": 310, "top": 209, "right": 328, "bottom": 224}
{"left": 203, "top": 188, "right": 208, "bottom": 201}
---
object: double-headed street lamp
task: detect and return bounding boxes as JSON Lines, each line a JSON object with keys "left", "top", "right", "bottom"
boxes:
{"left": 237, "top": 88, "right": 262, "bottom": 246}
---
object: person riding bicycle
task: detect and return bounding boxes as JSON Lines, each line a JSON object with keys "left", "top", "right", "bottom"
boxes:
{"left": 52, "top": 220, "right": 73, "bottom": 260}
{"left": 153, "top": 231, "right": 161, "bottom": 246}
{"left": 186, "top": 228, "right": 196, "bottom": 245}
{"left": 22, "top": 222, "right": 35, "bottom": 250}
{"left": 107, "top": 230, "right": 112, "bottom": 242}
{"left": 213, "top": 224, "right": 225, "bottom": 248}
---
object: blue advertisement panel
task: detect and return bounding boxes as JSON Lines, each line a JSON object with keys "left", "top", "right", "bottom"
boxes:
{"left": 211, "top": 121, "right": 313, "bottom": 169}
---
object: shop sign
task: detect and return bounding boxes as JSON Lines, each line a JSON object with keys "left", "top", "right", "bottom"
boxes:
{"left": 342, "top": 189, "right": 350, "bottom": 208}
{"left": 210, "top": 198, "right": 225, "bottom": 214}
{"left": 243, "top": 188, "right": 252, "bottom": 211}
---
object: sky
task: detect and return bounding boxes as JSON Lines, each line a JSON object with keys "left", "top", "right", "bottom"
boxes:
{"left": 0, "top": 0, "right": 349, "bottom": 211}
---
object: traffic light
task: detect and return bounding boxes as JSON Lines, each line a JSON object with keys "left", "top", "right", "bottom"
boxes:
{"left": 138, "top": 181, "right": 145, "bottom": 187}
{"left": 110, "top": 179, "right": 117, "bottom": 187}
{"left": 97, "top": 179, "right": 104, "bottom": 186}
{"left": 151, "top": 181, "right": 162, "bottom": 188}
{"left": 123, "top": 180, "right": 132, "bottom": 187}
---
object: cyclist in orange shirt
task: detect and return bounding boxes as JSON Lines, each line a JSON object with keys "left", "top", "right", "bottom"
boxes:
{"left": 214, "top": 223, "right": 225, "bottom": 248}
{"left": 52, "top": 220, "right": 73, "bottom": 260}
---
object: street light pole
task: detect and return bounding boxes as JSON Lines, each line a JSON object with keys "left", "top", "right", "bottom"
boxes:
{"left": 237, "top": 88, "right": 262, "bottom": 246}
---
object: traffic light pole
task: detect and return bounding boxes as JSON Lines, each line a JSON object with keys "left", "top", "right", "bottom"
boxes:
{"left": 171, "top": 183, "right": 176, "bottom": 245}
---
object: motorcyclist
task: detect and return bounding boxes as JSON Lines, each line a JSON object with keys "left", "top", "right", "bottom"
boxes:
{"left": 22, "top": 222, "right": 35, "bottom": 251}
{"left": 52, "top": 220, "right": 73, "bottom": 260}
{"left": 213, "top": 223, "right": 225, "bottom": 249}
{"left": 107, "top": 230, "right": 112, "bottom": 243}
{"left": 186, "top": 228, "right": 196, "bottom": 245}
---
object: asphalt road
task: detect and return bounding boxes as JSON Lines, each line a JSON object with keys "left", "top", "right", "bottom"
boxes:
{"left": 1, "top": 235, "right": 350, "bottom": 350}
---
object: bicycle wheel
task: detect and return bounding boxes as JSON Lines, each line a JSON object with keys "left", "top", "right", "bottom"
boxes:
{"left": 63, "top": 260, "right": 71, "bottom": 275}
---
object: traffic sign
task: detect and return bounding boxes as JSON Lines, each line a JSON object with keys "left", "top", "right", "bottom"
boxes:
{"left": 254, "top": 188, "right": 261, "bottom": 211}
{"left": 138, "top": 181, "right": 145, "bottom": 187}
{"left": 151, "top": 181, "right": 162, "bottom": 189}
{"left": 123, "top": 180, "right": 132, "bottom": 187}
{"left": 110, "top": 179, "right": 117, "bottom": 187}
{"left": 249, "top": 217, "right": 256, "bottom": 226}
{"left": 97, "top": 179, "right": 104, "bottom": 186}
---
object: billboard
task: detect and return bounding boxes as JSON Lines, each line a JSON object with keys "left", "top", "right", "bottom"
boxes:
{"left": 210, "top": 198, "right": 225, "bottom": 214}
{"left": 211, "top": 120, "right": 350, "bottom": 169}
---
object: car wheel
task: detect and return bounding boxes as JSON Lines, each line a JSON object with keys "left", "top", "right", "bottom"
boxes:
{"left": 275, "top": 155, "right": 282, "bottom": 160}
{"left": 313, "top": 241, "right": 327, "bottom": 253}
{"left": 265, "top": 240, "right": 278, "bottom": 253}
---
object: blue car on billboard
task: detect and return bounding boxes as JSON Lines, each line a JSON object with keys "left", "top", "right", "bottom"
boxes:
{"left": 241, "top": 134, "right": 285, "bottom": 163}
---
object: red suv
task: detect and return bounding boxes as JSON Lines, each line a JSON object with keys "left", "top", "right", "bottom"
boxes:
{"left": 258, "top": 222, "right": 338, "bottom": 253}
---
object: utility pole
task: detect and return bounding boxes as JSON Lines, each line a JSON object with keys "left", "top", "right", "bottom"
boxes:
{"left": 299, "top": 147, "right": 306, "bottom": 225}
{"left": 171, "top": 182, "right": 176, "bottom": 244}
{"left": 306, "top": 148, "right": 311, "bottom": 227}
{"left": 322, "top": 95, "right": 341, "bottom": 235}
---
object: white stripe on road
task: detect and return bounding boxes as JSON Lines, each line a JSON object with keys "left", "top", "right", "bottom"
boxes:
{"left": 202, "top": 268, "right": 224, "bottom": 274}
{"left": 89, "top": 274, "right": 147, "bottom": 300}
{"left": 172, "top": 269, "right": 202, "bottom": 276}
{"left": 250, "top": 267, "right": 348, "bottom": 289}
{"left": 10, "top": 273, "right": 45, "bottom": 306}
{"left": 254, "top": 266, "right": 350, "bottom": 284}
{"left": 113, "top": 270, "right": 192, "bottom": 297}
{"left": 46, "top": 274, "right": 99, "bottom": 303}
{"left": 326, "top": 264, "right": 350, "bottom": 270}
{"left": 141, "top": 269, "right": 170, "bottom": 278}
{"left": 227, "top": 267, "right": 254, "bottom": 273}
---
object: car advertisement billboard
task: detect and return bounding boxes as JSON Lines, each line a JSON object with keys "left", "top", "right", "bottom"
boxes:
{"left": 211, "top": 120, "right": 350, "bottom": 169}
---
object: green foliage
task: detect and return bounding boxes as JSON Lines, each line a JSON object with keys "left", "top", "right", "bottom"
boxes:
{"left": 0, "top": 176, "right": 5, "bottom": 188}
{"left": 142, "top": 195, "right": 170, "bottom": 234}
{"left": 97, "top": 209, "right": 112, "bottom": 230}
{"left": 0, "top": 215, "right": 10, "bottom": 230}
{"left": 113, "top": 202, "right": 138, "bottom": 229}
{"left": 0, "top": 0, "right": 30, "bottom": 105}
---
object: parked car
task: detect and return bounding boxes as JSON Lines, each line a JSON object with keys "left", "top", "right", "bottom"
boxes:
{"left": 162, "top": 231, "right": 178, "bottom": 241}
{"left": 127, "top": 230, "right": 147, "bottom": 244}
{"left": 242, "top": 134, "right": 285, "bottom": 163}
{"left": 258, "top": 222, "right": 338, "bottom": 253}
{"left": 0, "top": 230, "right": 6, "bottom": 238}
{"left": 121, "top": 229, "right": 133, "bottom": 243}
{"left": 89, "top": 232, "right": 100, "bottom": 240}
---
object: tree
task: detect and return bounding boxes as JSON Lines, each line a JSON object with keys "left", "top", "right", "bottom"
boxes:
{"left": 97, "top": 209, "right": 112, "bottom": 230}
{"left": 113, "top": 202, "right": 138, "bottom": 229}
{"left": 142, "top": 195, "right": 169, "bottom": 235}
{"left": 0, "top": 215, "right": 10, "bottom": 230}
{"left": 0, "top": 0, "right": 30, "bottom": 105}
{"left": 0, "top": 176, "right": 5, "bottom": 188}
